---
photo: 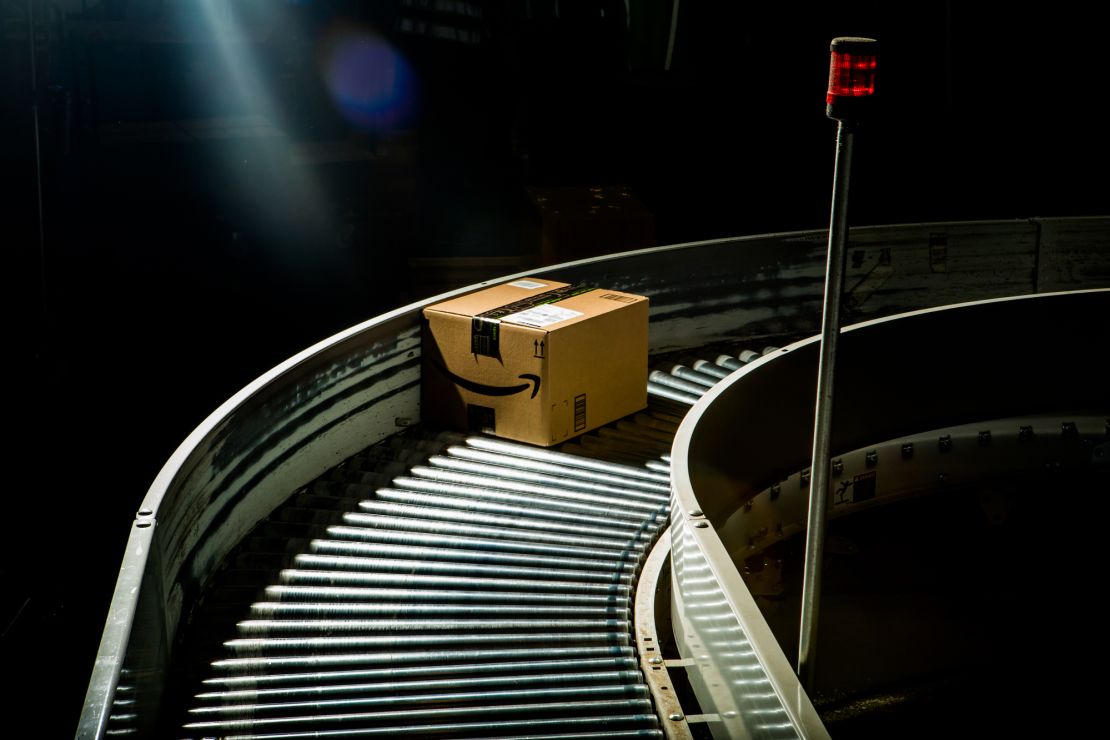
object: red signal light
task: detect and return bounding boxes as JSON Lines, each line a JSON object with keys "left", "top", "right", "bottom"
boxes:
{"left": 828, "top": 51, "right": 876, "bottom": 101}
{"left": 826, "top": 37, "right": 878, "bottom": 121}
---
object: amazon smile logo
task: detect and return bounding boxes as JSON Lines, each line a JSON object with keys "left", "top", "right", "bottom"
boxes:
{"left": 433, "top": 362, "right": 541, "bottom": 399}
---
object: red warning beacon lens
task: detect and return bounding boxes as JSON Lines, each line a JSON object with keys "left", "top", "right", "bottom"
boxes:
{"left": 826, "top": 37, "right": 877, "bottom": 121}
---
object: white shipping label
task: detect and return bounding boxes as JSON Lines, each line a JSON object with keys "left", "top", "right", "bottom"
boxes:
{"left": 508, "top": 280, "right": 547, "bottom": 289}
{"left": 502, "top": 304, "right": 583, "bottom": 328}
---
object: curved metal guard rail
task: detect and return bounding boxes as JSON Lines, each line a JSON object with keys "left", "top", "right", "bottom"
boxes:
{"left": 669, "top": 289, "right": 1110, "bottom": 737}
{"left": 78, "top": 217, "right": 1110, "bottom": 737}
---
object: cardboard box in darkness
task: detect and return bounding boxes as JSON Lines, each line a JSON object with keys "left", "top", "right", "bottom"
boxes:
{"left": 527, "top": 185, "right": 656, "bottom": 265}
{"left": 422, "top": 278, "right": 649, "bottom": 446}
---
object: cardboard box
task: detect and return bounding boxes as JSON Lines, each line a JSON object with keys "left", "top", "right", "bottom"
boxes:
{"left": 526, "top": 185, "right": 656, "bottom": 265}
{"left": 422, "top": 278, "right": 649, "bottom": 446}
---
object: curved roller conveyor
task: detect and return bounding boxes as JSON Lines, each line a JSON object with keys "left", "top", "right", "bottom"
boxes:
{"left": 168, "top": 347, "right": 767, "bottom": 739}
{"left": 78, "top": 218, "right": 1110, "bottom": 739}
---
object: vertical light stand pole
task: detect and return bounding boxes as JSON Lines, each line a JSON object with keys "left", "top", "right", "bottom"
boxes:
{"left": 28, "top": 0, "right": 47, "bottom": 314}
{"left": 797, "top": 36, "right": 878, "bottom": 693}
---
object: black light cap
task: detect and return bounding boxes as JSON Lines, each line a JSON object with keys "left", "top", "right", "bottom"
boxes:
{"left": 826, "top": 37, "right": 878, "bottom": 121}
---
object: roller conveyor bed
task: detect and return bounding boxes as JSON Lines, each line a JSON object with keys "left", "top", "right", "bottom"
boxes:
{"left": 78, "top": 219, "right": 1110, "bottom": 739}
{"left": 166, "top": 347, "right": 756, "bottom": 740}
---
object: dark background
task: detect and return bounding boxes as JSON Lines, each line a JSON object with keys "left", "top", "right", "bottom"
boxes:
{"left": 1, "top": 1, "right": 1106, "bottom": 736}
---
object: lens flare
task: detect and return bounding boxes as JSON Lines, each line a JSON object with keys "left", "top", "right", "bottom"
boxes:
{"left": 320, "top": 25, "right": 417, "bottom": 131}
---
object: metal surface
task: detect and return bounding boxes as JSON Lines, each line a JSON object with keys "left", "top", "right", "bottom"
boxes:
{"left": 634, "top": 530, "right": 694, "bottom": 740}
{"left": 80, "top": 218, "right": 1110, "bottom": 738}
{"left": 677, "top": 289, "right": 1110, "bottom": 527}
{"left": 671, "top": 510, "right": 828, "bottom": 740}
{"left": 166, "top": 346, "right": 760, "bottom": 738}
{"left": 171, "top": 421, "right": 679, "bottom": 738}
{"left": 799, "top": 121, "right": 855, "bottom": 689}
{"left": 671, "top": 289, "right": 1110, "bottom": 733}
{"left": 718, "top": 414, "right": 1108, "bottom": 564}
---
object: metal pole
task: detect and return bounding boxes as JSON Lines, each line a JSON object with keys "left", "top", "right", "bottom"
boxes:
{"left": 28, "top": 0, "right": 47, "bottom": 321}
{"left": 797, "top": 119, "right": 854, "bottom": 691}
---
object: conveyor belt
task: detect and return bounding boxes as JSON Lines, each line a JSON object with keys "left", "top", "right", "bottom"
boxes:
{"left": 170, "top": 347, "right": 769, "bottom": 739}
{"left": 79, "top": 223, "right": 1110, "bottom": 740}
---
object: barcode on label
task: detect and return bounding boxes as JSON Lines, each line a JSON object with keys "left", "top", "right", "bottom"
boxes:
{"left": 574, "top": 394, "right": 587, "bottom": 432}
{"left": 599, "top": 293, "right": 636, "bottom": 303}
{"left": 509, "top": 280, "right": 547, "bottom": 290}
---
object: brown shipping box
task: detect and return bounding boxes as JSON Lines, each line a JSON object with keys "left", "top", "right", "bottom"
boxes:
{"left": 422, "top": 278, "right": 649, "bottom": 446}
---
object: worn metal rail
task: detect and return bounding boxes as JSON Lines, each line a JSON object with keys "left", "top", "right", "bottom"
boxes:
{"left": 78, "top": 218, "right": 1110, "bottom": 738}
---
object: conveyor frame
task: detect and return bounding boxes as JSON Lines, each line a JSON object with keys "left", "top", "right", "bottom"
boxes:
{"left": 78, "top": 217, "right": 1110, "bottom": 738}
